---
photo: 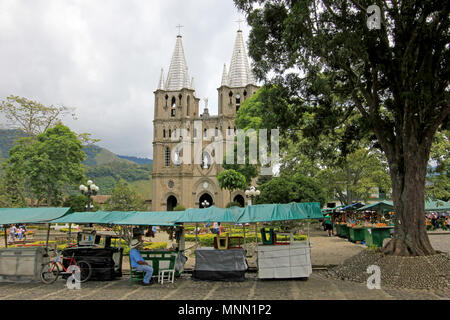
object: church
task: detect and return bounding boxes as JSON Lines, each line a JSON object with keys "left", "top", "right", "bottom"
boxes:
{"left": 151, "top": 28, "right": 259, "bottom": 211}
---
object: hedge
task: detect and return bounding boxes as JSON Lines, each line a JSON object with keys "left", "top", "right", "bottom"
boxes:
{"left": 184, "top": 233, "right": 308, "bottom": 247}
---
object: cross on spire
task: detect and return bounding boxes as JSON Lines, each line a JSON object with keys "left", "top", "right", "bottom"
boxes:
{"left": 235, "top": 18, "right": 244, "bottom": 31}
{"left": 176, "top": 24, "right": 184, "bottom": 36}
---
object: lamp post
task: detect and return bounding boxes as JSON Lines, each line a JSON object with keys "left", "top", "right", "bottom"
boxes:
{"left": 245, "top": 186, "right": 260, "bottom": 206}
{"left": 245, "top": 186, "right": 260, "bottom": 247}
{"left": 79, "top": 180, "right": 99, "bottom": 230}
{"left": 79, "top": 180, "right": 99, "bottom": 212}
{"left": 201, "top": 200, "right": 210, "bottom": 208}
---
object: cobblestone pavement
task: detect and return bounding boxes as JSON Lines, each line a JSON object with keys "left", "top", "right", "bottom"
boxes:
{"left": 0, "top": 271, "right": 448, "bottom": 300}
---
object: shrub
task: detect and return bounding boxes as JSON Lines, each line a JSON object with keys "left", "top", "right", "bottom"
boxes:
{"left": 226, "top": 201, "right": 243, "bottom": 208}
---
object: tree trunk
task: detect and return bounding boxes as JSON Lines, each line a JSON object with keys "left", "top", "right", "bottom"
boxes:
{"left": 381, "top": 128, "right": 435, "bottom": 256}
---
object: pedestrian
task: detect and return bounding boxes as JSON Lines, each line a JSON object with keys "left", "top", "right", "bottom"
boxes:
{"left": 210, "top": 222, "right": 220, "bottom": 235}
{"left": 129, "top": 239, "right": 154, "bottom": 286}
{"left": 8, "top": 225, "right": 16, "bottom": 244}
{"left": 323, "top": 213, "right": 333, "bottom": 236}
{"left": 17, "top": 226, "right": 23, "bottom": 241}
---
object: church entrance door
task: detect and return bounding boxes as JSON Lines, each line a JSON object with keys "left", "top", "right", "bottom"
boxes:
{"left": 167, "top": 195, "right": 178, "bottom": 211}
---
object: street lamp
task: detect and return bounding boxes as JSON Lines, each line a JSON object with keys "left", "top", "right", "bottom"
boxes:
{"left": 79, "top": 180, "right": 99, "bottom": 212}
{"left": 245, "top": 186, "right": 260, "bottom": 206}
{"left": 201, "top": 200, "right": 210, "bottom": 208}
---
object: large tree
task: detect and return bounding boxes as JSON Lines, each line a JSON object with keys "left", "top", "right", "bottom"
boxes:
{"left": 235, "top": 0, "right": 449, "bottom": 255}
{"left": 6, "top": 125, "right": 86, "bottom": 206}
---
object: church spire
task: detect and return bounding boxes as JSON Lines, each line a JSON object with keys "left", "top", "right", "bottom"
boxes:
{"left": 157, "top": 68, "right": 165, "bottom": 90}
{"left": 221, "top": 63, "right": 229, "bottom": 86}
{"left": 227, "top": 30, "right": 256, "bottom": 88}
{"left": 165, "top": 35, "right": 191, "bottom": 91}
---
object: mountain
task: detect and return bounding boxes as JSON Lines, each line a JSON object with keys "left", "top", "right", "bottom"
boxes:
{"left": 82, "top": 145, "right": 134, "bottom": 167}
{"left": 0, "top": 129, "right": 29, "bottom": 159}
{"left": 117, "top": 155, "right": 153, "bottom": 165}
{"left": 0, "top": 129, "right": 153, "bottom": 199}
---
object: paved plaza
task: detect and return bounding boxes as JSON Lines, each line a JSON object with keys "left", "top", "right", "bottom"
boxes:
{"left": 0, "top": 270, "right": 448, "bottom": 300}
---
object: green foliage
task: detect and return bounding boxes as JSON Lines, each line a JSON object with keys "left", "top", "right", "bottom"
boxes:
{"left": 427, "top": 130, "right": 450, "bottom": 201}
{"left": 226, "top": 201, "right": 243, "bottom": 208}
{"left": 106, "top": 180, "right": 145, "bottom": 211}
{"left": 62, "top": 195, "right": 88, "bottom": 212}
{"left": 184, "top": 233, "right": 307, "bottom": 247}
{"left": 256, "top": 173, "right": 326, "bottom": 207}
{"left": 173, "top": 205, "right": 186, "bottom": 211}
{"left": 5, "top": 125, "right": 86, "bottom": 206}
{"left": 84, "top": 160, "right": 152, "bottom": 195}
{"left": 217, "top": 169, "right": 247, "bottom": 199}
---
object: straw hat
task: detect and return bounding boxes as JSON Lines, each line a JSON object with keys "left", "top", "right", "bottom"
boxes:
{"left": 130, "top": 239, "right": 141, "bottom": 248}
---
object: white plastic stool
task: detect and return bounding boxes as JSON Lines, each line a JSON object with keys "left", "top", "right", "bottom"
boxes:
{"left": 158, "top": 269, "right": 175, "bottom": 284}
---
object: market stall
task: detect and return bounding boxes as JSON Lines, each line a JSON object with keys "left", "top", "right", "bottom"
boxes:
{"left": 171, "top": 206, "right": 247, "bottom": 281}
{"left": 0, "top": 207, "right": 73, "bottom": 282}
{"left": 51, "top": 210, "right": 186, "bottom": 281}
{"left": 235, "top": 202, "right": 323, "bottom": 280}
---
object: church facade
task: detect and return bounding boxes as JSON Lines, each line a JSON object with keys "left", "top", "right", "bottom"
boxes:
{"left": 151, "top": 29, "right": 259, "bottom": 211}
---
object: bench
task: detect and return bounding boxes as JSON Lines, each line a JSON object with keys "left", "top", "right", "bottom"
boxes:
{"left": 129, "top": 250, "right": 177, "bottom": 285}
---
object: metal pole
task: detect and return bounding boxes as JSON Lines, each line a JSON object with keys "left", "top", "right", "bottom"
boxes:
{"left": 4, "top": 225, "right": 8, "bottom": 248}
{"left": 195, "top": 223, "right": 199, "bottom": 246}
{"left": 68, "top": 223, "right": 72, "bottom": 245}
{"left": 45, "top": 223, "right": 51, "bottom": 249}
{"left": 243, "top": 223, "right": 246, "bottom": 248}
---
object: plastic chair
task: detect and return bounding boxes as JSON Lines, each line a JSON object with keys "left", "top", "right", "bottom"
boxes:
{"left": 158, "top": 254, "right": 177, "bottom": 284}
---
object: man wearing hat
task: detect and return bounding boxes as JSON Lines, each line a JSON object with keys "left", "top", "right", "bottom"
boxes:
{"left": 130, "top": 239, "right": 154, "bottom": 286}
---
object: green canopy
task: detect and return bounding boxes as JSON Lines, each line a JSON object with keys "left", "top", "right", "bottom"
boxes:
{"left": 357, "top": 201, "right": 394, "bottom": 213}
{"left": 113, "top": 211, "right": 182, "bottom": 226}
{"left": 236, "top": 202, "right": 323, "bottom": 223}
{"left": 51, "top": 210, "right": 180, "bottom": 226}
{"left": 425, "top": 199, "right": 450, "bottom": 212}
{"left": 175, "top": 206, "right": 244, "bottom": 223}
{"left": 0, "top": 207, "right": 73, "bottom": 225}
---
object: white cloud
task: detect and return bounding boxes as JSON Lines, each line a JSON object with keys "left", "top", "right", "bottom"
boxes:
{"left": 0, "top": 0, "right": 252, "bottom": 158}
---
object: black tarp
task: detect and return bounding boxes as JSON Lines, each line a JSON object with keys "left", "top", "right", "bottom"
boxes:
{"left": 192, "top": 248, "right": 247, "bottom": 282}
{"left": 62, "top": 247, "right": 123, "bottom": 281}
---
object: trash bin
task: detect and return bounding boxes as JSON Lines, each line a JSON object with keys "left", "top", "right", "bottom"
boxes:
{"left": 62, "top": 247, "right": 123, "bottom": 281}
{"left": 0, "top": 247, "right": 49, "bottom": 282}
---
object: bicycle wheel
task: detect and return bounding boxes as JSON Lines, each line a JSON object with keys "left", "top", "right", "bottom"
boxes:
{"left": 40, "top": 262, "right": 60, "bottom": 284}
{"left": 77, "top": 260, "right": 92, "bottom": 283}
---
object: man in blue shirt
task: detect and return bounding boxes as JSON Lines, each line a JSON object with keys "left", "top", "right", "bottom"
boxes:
{"left": 129, "top": 239, "right": 154, "bottom": 286}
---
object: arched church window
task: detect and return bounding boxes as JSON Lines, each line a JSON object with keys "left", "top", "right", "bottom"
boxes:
{"left": 236, "top": 94, "right": 241, "bottom": 112}
{"left": 165, "top": 147, "right": 171, "bottom": 167}
{"left": 165, "top": 94, "right": 169, "bottom": 107}
{"left": 171, "top": 96, "right": 176, "bottom": 107}
{"left": 169, "top": 129, "right": 172, "bottom": 138}
{"left": 215, "top": 127, "right": 218, "bottom": 137}
{"left": 227, "top": 126, "right": 231, "bottom": 135}
{"left": 163, "top": 129, "right": 166, "bottom": 138}
{"left": 229, "top": 91, "right": 233, "bottom": 104}
{"left": 187, "top": 96, "right": 190, "bottom": 115}
{"left": 204, "top": 128, "right": 207, "bottom": 138}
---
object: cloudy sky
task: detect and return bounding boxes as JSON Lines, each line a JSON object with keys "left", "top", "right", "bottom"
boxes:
{"left": 0, "top": 0, "right": 253, "bottom": 158}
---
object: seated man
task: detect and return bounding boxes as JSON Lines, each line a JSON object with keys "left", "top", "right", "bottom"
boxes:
{"left": 129, "top": 239, "right": 154, "bottom": 286}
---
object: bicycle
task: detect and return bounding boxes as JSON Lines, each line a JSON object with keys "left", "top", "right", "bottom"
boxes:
{"left": 40, "top": 249, "right": 92, "bottom": 284}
